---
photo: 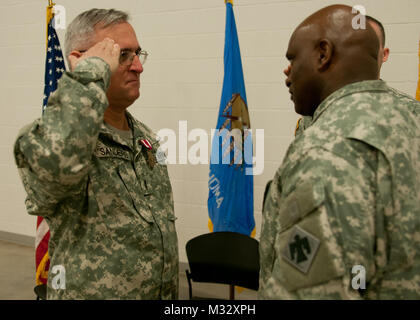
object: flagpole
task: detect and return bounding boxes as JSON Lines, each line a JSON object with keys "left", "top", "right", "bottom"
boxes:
{"left": 37, "top": 0, "right": 65, "bottom": 287}
{"left": 46, "top": 1, "right": 55, "bottom": 47}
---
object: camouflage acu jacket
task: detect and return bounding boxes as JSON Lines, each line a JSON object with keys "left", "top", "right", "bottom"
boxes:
{"left": 259, "top": 80, "right": 420, "bottom": 299}
{"left": 294, "top": 116, "right": 312, "bottom": 137}
{"left": 14, "top": 57, "right": 179, "bottom": 299}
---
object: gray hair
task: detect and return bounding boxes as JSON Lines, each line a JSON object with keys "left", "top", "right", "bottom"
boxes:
{"left": 64, "top": 8, "right": 129, "bottom": 59}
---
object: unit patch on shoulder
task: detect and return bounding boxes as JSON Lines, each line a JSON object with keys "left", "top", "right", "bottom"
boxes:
{"left": 282, "top": 225, "right": 320, "bottom": 274}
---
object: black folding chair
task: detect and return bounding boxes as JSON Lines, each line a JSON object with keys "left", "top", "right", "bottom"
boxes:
{"left": 34, "top": 284, "right": 47, "bottom": 300}
{"left": 185, "top": 231, "right": 260, "bottom": 300}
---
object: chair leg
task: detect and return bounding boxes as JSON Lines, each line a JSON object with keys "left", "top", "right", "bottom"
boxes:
{"left": 185, "top": 270, "right": 193, "bottom": 300}
{"left": 229, "top": 285, "right": 235, "bottom": 300}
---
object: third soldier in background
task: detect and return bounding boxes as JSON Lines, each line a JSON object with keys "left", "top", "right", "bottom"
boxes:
{"left": 259, "top": 4, "right": 420, "bottom": 299}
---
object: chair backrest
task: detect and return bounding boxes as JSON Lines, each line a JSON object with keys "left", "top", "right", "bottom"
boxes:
{"left": 185, "top": 231, "right": 260, "bottom": 291}
{"left": 34, "top": 284, "right": 47, "bottom": 300}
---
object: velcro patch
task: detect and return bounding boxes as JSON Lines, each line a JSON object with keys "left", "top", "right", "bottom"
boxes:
{"left": 282, "top": 225, "right": 320, "bottom": 274}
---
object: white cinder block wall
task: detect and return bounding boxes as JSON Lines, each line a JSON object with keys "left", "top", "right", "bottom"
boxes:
{"left": 1, "top": 0, "right": 419, "bottom": 263}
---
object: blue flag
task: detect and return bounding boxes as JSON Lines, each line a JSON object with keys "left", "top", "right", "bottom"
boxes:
{"left": 207, "top": 1, "right": 255, "bottom": 236}
{"left": 43, "top": 18, "right": 66, "bottom": 113}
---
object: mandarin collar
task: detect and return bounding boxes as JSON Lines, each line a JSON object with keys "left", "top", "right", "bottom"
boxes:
{"left": 309, "top": 80, "right": 387, "bottom": 127}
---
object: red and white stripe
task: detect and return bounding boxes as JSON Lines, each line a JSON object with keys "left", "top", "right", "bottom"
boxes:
{"left": 35, "top": 216, "right": 50, "bottom": 285}
{"left": 139, "top": 139, "right": 152, "bottom": 149}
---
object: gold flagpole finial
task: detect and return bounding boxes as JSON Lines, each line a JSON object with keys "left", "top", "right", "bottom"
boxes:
{"left": 225, "top": 0, "right": 233, "bottom": 5}
{"left": 46, "top": 0, "right": 55, "bottom": 47}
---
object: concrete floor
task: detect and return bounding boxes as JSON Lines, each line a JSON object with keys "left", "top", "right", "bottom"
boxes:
{"left": 0, "top": 240, "right": 257, "bottom": 300}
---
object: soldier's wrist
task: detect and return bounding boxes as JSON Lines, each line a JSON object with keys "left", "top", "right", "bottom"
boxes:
{"left": 72, "top": 57, "right": 111, "bottom": 89}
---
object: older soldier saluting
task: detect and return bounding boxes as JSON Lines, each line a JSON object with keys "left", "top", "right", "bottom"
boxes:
{"left": 259, "top": 4, "right": 420, "bottom": 299}
{"left": 14, "top": 9, "right": 178, "bottom": 299}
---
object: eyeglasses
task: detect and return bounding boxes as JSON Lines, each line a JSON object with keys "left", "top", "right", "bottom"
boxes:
{"left": 120, "top": 48, "right": 148, "bottom": 66}
{"left": 78, "top": 48, "right": 148, "bottom": 66}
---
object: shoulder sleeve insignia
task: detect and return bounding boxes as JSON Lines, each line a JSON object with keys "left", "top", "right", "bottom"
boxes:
{"left": 282, "top": 225, "right": 320, "bottom": 274}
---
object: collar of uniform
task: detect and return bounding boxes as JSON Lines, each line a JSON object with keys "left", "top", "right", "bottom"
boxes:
{"left": 99, "top": 112, "right": 159, "bottom": 154}
{"left": 125, "top": 111, "right": 160, "bottom": 151}
{"left": 99, "top": 121, "right": 133, "bottom": 150}
{"left": 311, "top": 80, "right": 387, "bottom": 126}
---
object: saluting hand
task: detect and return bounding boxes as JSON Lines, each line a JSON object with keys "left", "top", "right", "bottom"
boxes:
{"left": 68, "top": 38, "right": 120, "bottom": 74}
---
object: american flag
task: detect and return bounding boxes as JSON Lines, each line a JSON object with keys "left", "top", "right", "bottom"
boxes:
{"left": 36, "top": 14, "right": 66, "bottom": 286}
{"left": 417, "top": 39, "right": 419, "bottom": 102}
{"left": 42, "top": 20, "right": 65, "bottom": 112}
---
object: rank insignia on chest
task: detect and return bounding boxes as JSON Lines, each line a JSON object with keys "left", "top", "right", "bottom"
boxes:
{"left": 281, "top": 225, "right": 320, "bottom": 274}
{"left": 139, "top": 139, "right": 156, "bottom": 169}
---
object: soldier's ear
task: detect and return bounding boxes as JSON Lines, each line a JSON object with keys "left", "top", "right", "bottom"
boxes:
{"left": 317, "top": 39, "right": 334, "bottom": 72}
{"left": 382, "top": 48, "right": 390, "bottom": 62}
{"left": 68, "top": 51, "right": 84, "bottom": 71}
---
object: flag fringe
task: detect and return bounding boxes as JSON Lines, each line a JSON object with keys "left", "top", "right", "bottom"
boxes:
{"left": 416, "top": 40, "right": 420, "bottom": 101}
{"left": 36, "top": 251, "right": 50, "bottom": 285}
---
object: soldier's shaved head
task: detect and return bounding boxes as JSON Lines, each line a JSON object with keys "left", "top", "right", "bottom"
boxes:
{"left": 285, "top": 5, "right": 380, "bottom": 116}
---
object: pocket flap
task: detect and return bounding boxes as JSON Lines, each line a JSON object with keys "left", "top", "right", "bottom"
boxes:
{"left": 279, "top": 180, "right": 325, "bottom": 232}
{"left": 117, "top": 166, "right": 154, "bottom": 223}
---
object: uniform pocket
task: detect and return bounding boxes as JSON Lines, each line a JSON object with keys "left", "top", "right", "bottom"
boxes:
{"left": 278, "top": 181, "right": 325, "bottom": 232}
{"left": 88, "top": 155, "right": 154, "bottom": 228}
{"left": 270, "top": 181, "right": 346, "bottom": 292}
{"left": 116, "top": 165, "right": 154, "bottom": 223}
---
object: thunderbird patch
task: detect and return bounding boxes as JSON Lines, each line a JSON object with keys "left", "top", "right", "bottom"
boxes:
{"left": 282, "top": 225, "right": 320, "bottom": 274}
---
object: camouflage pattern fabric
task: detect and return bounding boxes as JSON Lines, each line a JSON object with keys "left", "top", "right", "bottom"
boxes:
{"left": 294, "top": 116, "right": 312, "bottom": 137}
{"left": 14, "top": 57, "right": 179, "bottom": 299}
{"left": 259, "top": 80, "right": 420, "bottom": 299}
